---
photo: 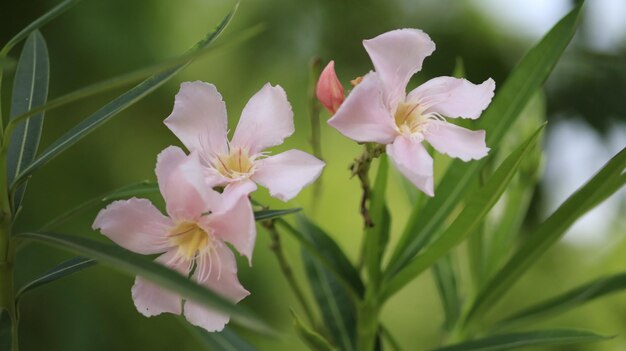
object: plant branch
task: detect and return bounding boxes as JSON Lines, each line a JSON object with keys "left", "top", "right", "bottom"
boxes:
{"left": 350, "top": 143, "right": 385, "bottom": 229}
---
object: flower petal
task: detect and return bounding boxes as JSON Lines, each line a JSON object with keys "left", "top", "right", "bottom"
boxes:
{"left": 386, "top": 136, "right": 434, "bottom": 196}
{"left": 164, "top": 81, "right": 229, "bottom": 155}
{"left": 157, "top": 147, "right": 220, "bottom": 221}
{"left": 425, "top": 121, "right": 489, "bottom": 161}
{"left": 252, "top": 149, "right": 325, "bottom": 202}
{"left": 207, "top": 182, "right": 257, "bottom": 263}
{"left": 328, "top": 72, "right": 397, "bottom": 144}
{"left": 407, "top": 76, "right": 495, "bottom": 119}
{"left": 363, "top": 29, "right": 435, "bottom": 106}
{"left": 230, "top": 83, "right": 294, "bottom": 154}
{"left": 184, "top": 241, "right": 249, "bottom": 332}
{"left": 92, "top": 197, "right": 173, "bottom": 255}
{"left": 316, "top": 60, "right": 345, "bottom": 114}
{"left": 132, "top": 250, "right": 189, "bottom": 317}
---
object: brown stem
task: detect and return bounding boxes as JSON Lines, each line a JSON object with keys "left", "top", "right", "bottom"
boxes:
{"left": 350, "top": 144, "right": 385, "bottom": 229}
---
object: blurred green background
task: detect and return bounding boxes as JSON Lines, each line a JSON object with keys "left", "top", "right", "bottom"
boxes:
{"left": 1, "top": 0, "right": 625, "bottom": 350}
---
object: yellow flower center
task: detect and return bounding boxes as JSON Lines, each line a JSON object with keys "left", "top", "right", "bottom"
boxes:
{"left": 213, "top": 147, "right": 256, "bottom": 179}
{"left": 169, "top": 222, "right": 211, "bottom": 260}
{"left": 394, "top": 102, "right": 429, "bottom": 135}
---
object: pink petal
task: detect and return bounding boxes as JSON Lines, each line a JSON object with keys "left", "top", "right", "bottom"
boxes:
{"left": 363, "top": 29, "right": 435, "bottom": 106}
{"left": 316, "top": 60, "right": 345, "bottom": 114}
{"left": 230, "top": 84, "right": 294, "bottom": 155}
{"left": 328, "top": 72, "right": 398, "bottom": 144}
{"left": 92, "top": 198, "right": 173, "bottom": 255}
{"left": 157, "top": 147, "right": 220, "bottom": 221}
{"left": 407, "top": 76, "right": 495, "bottom": 119}
{"left": 252, "top": 149, "right": 325, "bottom": 202}
{"left": 386, "top": 136, "right": 434, "bottom": 196}
{"left": 207, "top": 182, "right": 257, "bottom": 263}
{"left": 164, "top": 81, "right": 229, "bottom": 155}
{"left": 425, "top": 121, "right": 489, "bottom": 161}
{"left": 132, "top": 250, "right": 189, "bottom": 317}
{"left": 184, "top": 241, "right": 249, "bottom": 332}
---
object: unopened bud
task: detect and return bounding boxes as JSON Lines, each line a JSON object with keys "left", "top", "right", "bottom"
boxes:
{"left": 316, "top": 61, "right": 345, "bottom": 114}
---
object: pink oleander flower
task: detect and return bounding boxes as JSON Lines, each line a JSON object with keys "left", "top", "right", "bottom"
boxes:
{"left": 93, "top": 146, "right": 255, "bottom": 332}
{"left": 328, "top": 29, "right": 495, "bottom": 196}
{"left": 164, "top": 82, "right": 325, "bottom": 201}
{"left": 316, "top": 60, "right": 345, "bottom": 114}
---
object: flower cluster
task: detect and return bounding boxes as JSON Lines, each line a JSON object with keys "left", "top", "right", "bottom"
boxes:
{"left": 318, "top": 29, "right": 495, "bottom": 196}
{"left": 93, "top": 82, "right": 325, "bottom": 331}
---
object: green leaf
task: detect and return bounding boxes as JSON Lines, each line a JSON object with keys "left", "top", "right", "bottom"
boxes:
{"left": 291, "top": 309, "right": 338, "bottom": 351}
{"left": 187, "top": 324, "right": 257, "bottom": 351}
{"left": 0, "top": 308, "right": 10, "bottom": 351}
{"left": 299, "top": 217, "right": 362, "bottom": 351}
{"left": 384, "top": 4, "right": 583, "bottom": 278}
{"left": 364, "top": 155, "right": 390, "bottom": 287}
{"left": 9, "top": 4, "right": 237, "bottom": 189}
{"left": 0, "top": 0, "right": 81, "bottom": 56}
{"left": 466, "top": 147, "right": 626, "bottom": 324}
{"left": 431, "top": 329, "right": 611, "bottom": 351}
{"left": 7, "top": 30, "right": 49, "bottom": 210}
{"left": 0, "top": 57, "right": 16, "bottom": 70}
{"left": 432, "top": 254, "right": 461, "bottom": 332}
{"left": 254, "top": 208, "right": 301, "bottom": 221}
{"left": 14, "top": 231, "right": 272, "bottom": 334}
{"left": 500, "top": 273, "right": 626, "bottom": 329}
{"left": 15, "top": 256, "right": 95, "bottom": 302}
{"left": 382, "top": 125, "right": 545, "bottom": 300}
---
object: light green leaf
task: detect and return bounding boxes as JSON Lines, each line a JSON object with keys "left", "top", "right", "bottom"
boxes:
{"left": 16, "top": 256, "right": 95, "bottom": 302}
{"left": 432, "top": 329, "right": 611, "bottom": 351}
{"left": 0, "top": 0, "right": 81, "bottom": 56}
{"left": 432, "top": 254, "right": 461, "bottom": 332}
{"left": 499, "top": 273, "right": 626, "bottom": 329}
{"left": 466, "top": 147, "right": 626, "bottom": 324}
{"left": 14, "top": 231, "right": 272, "bottom": 334}
{"left": 384, "top": 4, "right": 583, "bottom": 278}
{"left": 9, "top": 4, "right": 237, "bottom": 190}
{"left": 364, "top": 155, "right": 390, "bottom": 288}
{"left": 382, "top": 125, "right": 545, "bottom": 300}
{"left": 187, "top": 323, "right": 257, "bottom": 351}
{"left": 7, "top": 30, "right": 49, "bottom": 210}
{"left": 291, "top": 309, "right": 338, "bottom": 351}
{"left": 0, "top": 308, "right": 10, "bottom": 351}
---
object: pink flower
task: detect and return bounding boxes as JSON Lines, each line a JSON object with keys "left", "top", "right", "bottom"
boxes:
{"left": 164, "top": 82, "right": 325, "bottom": 201}
{"left": 92, "top": 146, "right": 255, "bottom": 332}
{"left": 328, "top": 29, "right": 495, "bottom": 196}
{"left": 316, "top": 60, "right": 345, "bottom": 114}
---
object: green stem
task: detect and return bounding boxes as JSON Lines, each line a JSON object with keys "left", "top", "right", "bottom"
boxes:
{"left": 356, "top": 293, "right": 379, "bottom": 351}
{"left": 1, "top": 143, "right": 18, "bottom": 350}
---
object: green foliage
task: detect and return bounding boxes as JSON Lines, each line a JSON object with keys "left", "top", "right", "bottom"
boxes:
{"left": 7, "top": 30, "right": 49, "bottom": 210}
{"left": 188, "top": 324, "right": 257, "bottom": 351}
{"left": 432, "top": 329, "right": 611, "bottom": 351}
{"left": 0, "top": 308, "right": 10, "bottom": 351}
{"left": 363, "top": 156, "right": 390, "bottom": 288}
{"left": 291, "top": 309, "right": 338, "bottom": 351}
{"left": 432, "top": 254, "right": 461, "bottom": 332}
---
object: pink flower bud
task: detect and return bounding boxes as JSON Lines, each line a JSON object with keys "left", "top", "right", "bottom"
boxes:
{"left": 316, "top": 60, "right": 345, "bottom": 114}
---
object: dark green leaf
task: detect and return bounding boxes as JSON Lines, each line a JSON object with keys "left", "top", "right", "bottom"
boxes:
{"left": 188, "top": 323, "right": 257, "bottom": 351}
{"left": 14, "top": 231, "right": 272, "bottom": 334}
{"left": 10, "top": 4, "right": 237, "bottom": 189}
{"left": 382, "top": 125, "right": 545, "bottom": 299}
{"left": 254, "top": 208, "right": 301, "bottom": 221}
{"left": 467, "top": 147, "right": 626, "bottom": 324}
{"left": 291, "top": 309, "right": 338, "bottom": 351}
{"left": 500, "top": 272, "right": 626, "bottom": 329}
{"left": 432, "top": 254, "right": 461, "bottom": 332}
{"left": 384, "top": 4, "right": 583, "bottom": 278}
{"left": 364, "top": 156, "right": 390, "bottom": 287}
{"left": 7, "top": 30, "right": 49, "bottom": 209}
{"left": 0, "top": 308, "right": 10, "bottom": 351}
{"left": 0, "top": 0, "right": 81, "bottom": 56}
{"left": 0, "top": 57, "right": 16, "bottom": 70}
{"left": 432, "top": 329, "right": 611, "bottom": 351}
{"left": 16, "top": 256, "right": 95, "bottom": 301}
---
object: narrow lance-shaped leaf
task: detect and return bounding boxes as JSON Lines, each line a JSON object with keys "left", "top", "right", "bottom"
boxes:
{"left": 382, "top": 125, "right": 545, "bottom": 300}
{"left": 254, "top": 208, "right": 301, "bottom": 221}
{"left": 14, "top": 231, "right": 272, "bottom": 334}
{"left": 364, "top": 155, "right": 390, "bottom": 288}
{"left": 291, "top": 309, "right": 338, "bottom": 351}
{"left": 384, "top": 4, "right": 584, "bottom": 278}
{"left": 432, "top": 254, "right": 461, "bottom": 332}
{"left": 186, "top": 323, "right": 257, "bottom": 351}
{"left": 499, "top": 272, "right": 626, "bottom": 329}
{"left": 0, "top": 309, "right": 10, "bottom": 351}
{"left": 10, "top": 3, "right": 238, "bottom": 190}
{"left": 15, "top": 256, "right": 95, "bottom": 302}
{"left": 466, "top": 147, "right": 626, "bottom": 324}
{"left": 7, "top": 30, "right": 49, "bottom": 210}
{"left": 431, "top": 329, "right": 612, "bottom": 351}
